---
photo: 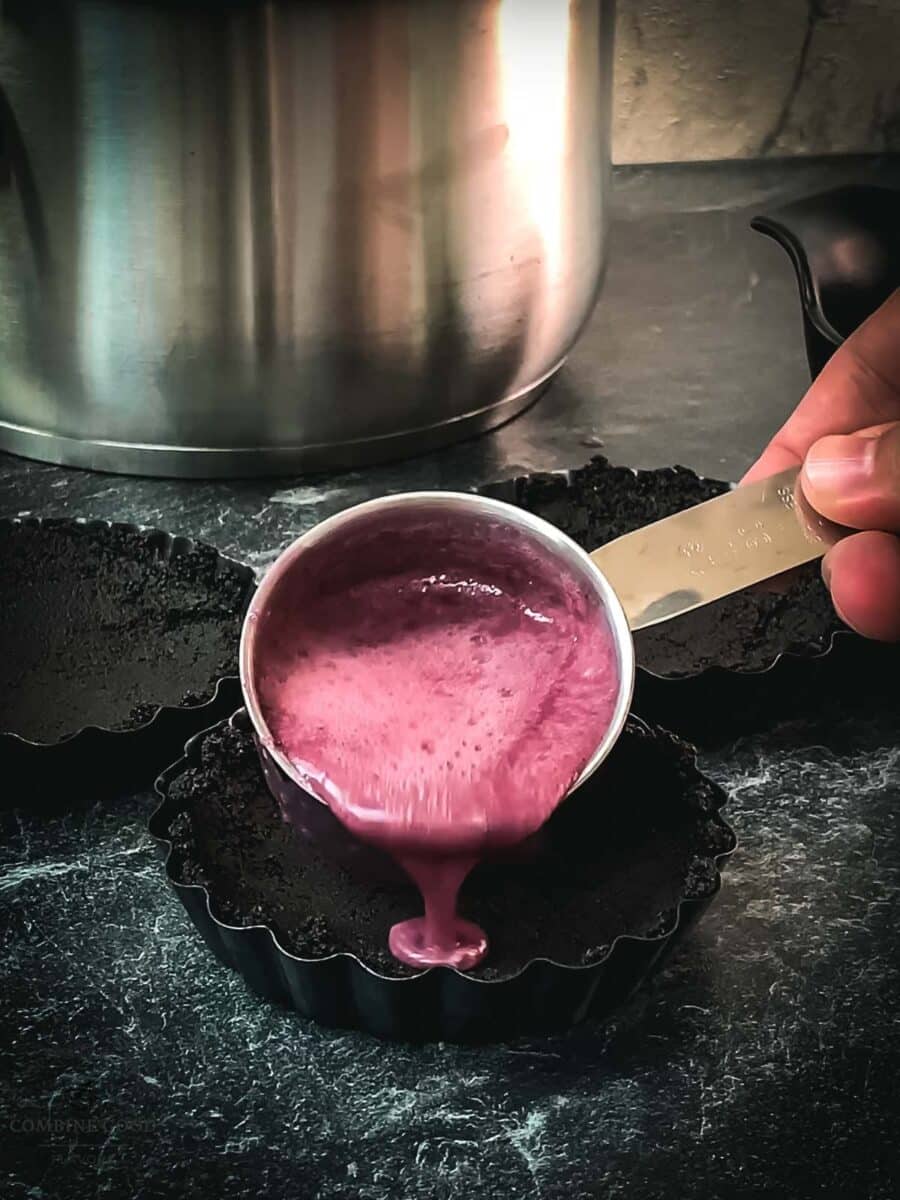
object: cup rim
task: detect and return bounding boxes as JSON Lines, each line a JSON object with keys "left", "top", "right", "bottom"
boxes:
{"left": 239, "top": 490, "right": 635, "bottom": 802}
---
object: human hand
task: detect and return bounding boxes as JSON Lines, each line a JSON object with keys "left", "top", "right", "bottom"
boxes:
{"left": 744, "top": 288, "right": 900, "bottom": 640}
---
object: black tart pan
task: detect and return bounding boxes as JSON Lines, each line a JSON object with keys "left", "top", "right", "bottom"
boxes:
{"left": 150, "top": 710, "right": 735, "bottom": 1043}
{"left": 0, "top": 518, "right": 256, "bottom": 800}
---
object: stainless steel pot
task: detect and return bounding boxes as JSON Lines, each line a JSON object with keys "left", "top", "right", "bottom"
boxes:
{"left": 0, "top": 0, "right": 614, "bottom": 478}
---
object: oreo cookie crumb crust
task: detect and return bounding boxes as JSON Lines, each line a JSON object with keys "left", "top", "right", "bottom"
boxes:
{"left": 1, "top": 520, "right": 253, "bottom": 743}
{"left": 162, "top": 717, "right": 732, "bottom": 981}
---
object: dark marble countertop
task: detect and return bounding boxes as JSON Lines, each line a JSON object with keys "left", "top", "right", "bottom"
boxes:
{"left": 2, "top": 157, "right": 899, "bottom": 1199}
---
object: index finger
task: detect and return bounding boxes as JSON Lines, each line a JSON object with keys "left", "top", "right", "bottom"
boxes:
{"left": 743, "top": 288, "right": 900, "bottom": 483}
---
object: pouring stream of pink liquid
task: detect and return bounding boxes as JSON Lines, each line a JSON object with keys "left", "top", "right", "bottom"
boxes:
{"left": 259, "top": 513, "right": 619, "bottom": 970}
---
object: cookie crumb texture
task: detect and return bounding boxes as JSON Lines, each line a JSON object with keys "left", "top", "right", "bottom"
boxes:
{"left": 0, "top": 522, "right": 252, "bottom": 742}
{"left": 500, "top": 458, "right": 839, "bottom": 676}
{"left": 164, "top": 718, "right": 732, "bottom": 980}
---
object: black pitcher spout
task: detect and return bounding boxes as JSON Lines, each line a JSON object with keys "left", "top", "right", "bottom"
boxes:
{"left": 752, "top": 184, "right": 900, "bottom": 379}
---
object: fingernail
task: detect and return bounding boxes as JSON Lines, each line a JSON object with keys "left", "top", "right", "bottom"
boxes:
{"left": 821, "top": 552, "right": 832, "bottom": 588}
{"left": 831, "top": 593, "right": 863, "bottom": 636}
{"left": 820, "top": 551, "right": 862, "bottom": 634}
{"left": 804, "top": 435, "right": 878, "bottom": 499}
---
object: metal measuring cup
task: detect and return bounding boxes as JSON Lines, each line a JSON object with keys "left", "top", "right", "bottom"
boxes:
{"left": 240, "top": 468, "right": 845, "bottom": 871}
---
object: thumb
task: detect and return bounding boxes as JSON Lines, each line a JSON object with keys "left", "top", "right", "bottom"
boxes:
{"left": 801, "top": 421, "right": 900, "bottom": 531}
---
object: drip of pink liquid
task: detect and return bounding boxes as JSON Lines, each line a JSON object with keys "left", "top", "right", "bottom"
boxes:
{"left": 258, "top": 512, "right": 619, "bottom": 970}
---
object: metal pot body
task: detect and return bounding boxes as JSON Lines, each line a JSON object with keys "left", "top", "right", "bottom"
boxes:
{"left": 0, "top": 0, "right": 614, "bottom": 477}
